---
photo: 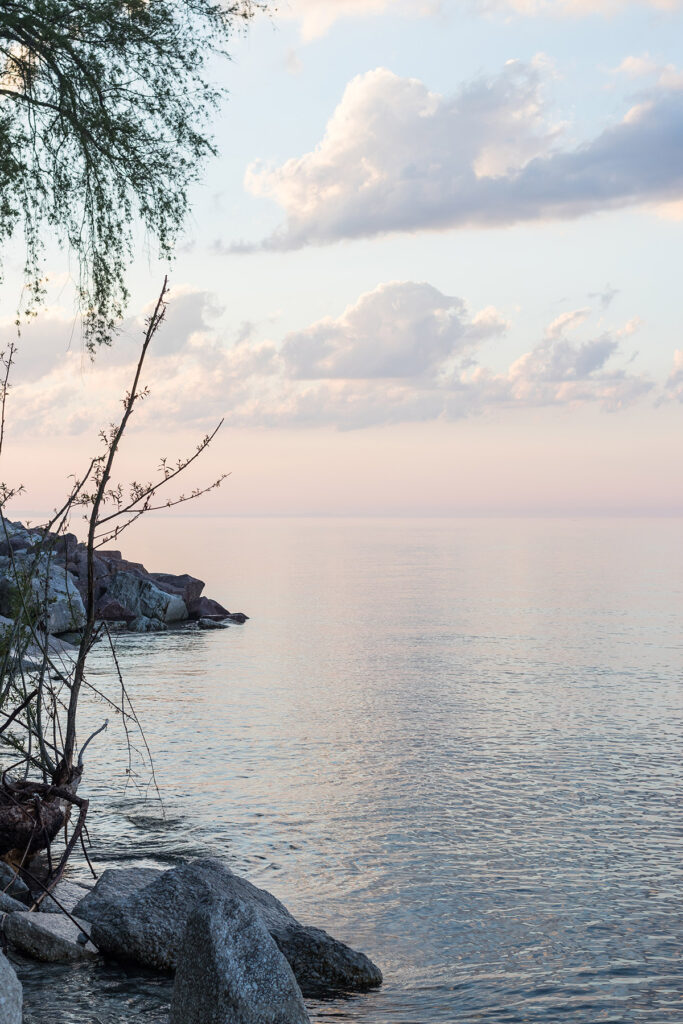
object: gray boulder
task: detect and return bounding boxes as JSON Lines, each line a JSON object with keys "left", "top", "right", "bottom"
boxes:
{"left": 0, "top": 556, "right": 86, "bottom": 635}
{"left": 75, "top": 866, "right": 162, "bottom": 921}
{"left": 40, "top": 880, "right": 92, "bottom": 915}
{"left": 150, "top": 573, "right": 205, "bottom": 607}
{"left": 78, "top": 859, "right": 382, "bottom": 994}
{"left": 198, "top": 618, "right": 229, "bottom": 630}
{"left": 0, "top": 863, "right": 31, "bottom": 905}
{"left": 96, "top": 598, "right": 135, "bottom": 623}
{"left": 0, "top": 892, "right": 27, "bottom": 915}
{"left": 34, "top": 562, "right": 86, "bottom": 635}
{"left": 0, "top": 616, "right": 79, "bottom": 668}
{"left": 3, "top": 912, "right": 98, "bottom": 961}
{"left": 171, "top": 896, "right": 310, "bottom": 1024}
{"left": 187, "top": 596, "right": 230, "bottom": 621}
{"left": 127, "top": 615, "right": 168, "bottom": 633}
{"left": 0, "top": 951, "right": 22, "bottom": 1024}
{"left": 107, "top": 571, "right": 187, "bottom": 623}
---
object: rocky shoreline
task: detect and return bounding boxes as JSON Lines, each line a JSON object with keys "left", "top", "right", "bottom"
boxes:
{"left": 0, "top": 858, "right": 383, "bottom": 1023}
{"left": 0, "top": 519, "right": 382, "bottom": 1022}
{"left": 0, "top": 519, "right": 248, "bottom": 638}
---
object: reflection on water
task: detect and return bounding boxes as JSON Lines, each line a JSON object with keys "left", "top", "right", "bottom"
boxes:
{"left": 13, "top": 518, "right": 683, "bottom": 1023}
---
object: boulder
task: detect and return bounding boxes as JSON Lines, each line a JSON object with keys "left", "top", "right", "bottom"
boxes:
{"left": 3, "top": 912, "right": 98, "bottom": 961}
{"left": 227, "top": 612, "right": 249, "bottom": 624}
{"left": 99, "top": 556, "right": 147, "bottom": 577}
{"left": 0, "top": 892, "right": 27, "bottom": 915}
{"left": 96, "top": 598, "right": 135, "bottom": 623}
{"left": 52, "top": 532, "right": 80, "bottom": 562}
{"left": 188, "top": 596, "right": 230, "bottom": 621}
{"left": 107, "top": 572, "right": 187, "bottom": 624}
{"left": 75, "top": 866, "right": 162, "bottom": 921}
{"left": 150, "top": 573, "right": 205, "bottom": 606}
{"left": 71, "top": 550, "right": 110, "bottom": 602}
{"left": 35, "top": 562, "right": 86, "bottom": 634}
{"left": 0, "top": 863, "right": 31, "bottom": 905}
{"left": 79, "top": 859, "right": 382, "bottom": 994}
{"left": 127, "top": 615, "right": 168, "bottom": 633}
{"left": 0, "top": 950, "right": 22, "bottom": 1024}
{"left": 0, "top": 556, "right": 86, "bottom": 635}
{"left": 40, "top": 880, "right": 92, "bottom": 915}
{"left": 171, "top": 896, "right": 310, "bottom": 1024}
{"left": 198, "top": 618, "right": 229, "bottom": 630}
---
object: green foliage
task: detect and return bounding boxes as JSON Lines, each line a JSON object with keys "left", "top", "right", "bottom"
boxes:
{"left": 0, "top": 0, "right": 258, "bottom": 346}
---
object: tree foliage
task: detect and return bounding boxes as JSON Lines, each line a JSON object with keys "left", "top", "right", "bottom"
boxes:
{"left": 0, "top": 0, "right": 258, "bottom": 345}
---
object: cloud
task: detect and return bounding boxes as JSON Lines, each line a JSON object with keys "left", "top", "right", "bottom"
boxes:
{"left": 544, "top": 308, "right": 591, "bottom": 340}
{"left": 280, "top": 0, "right": 437, "bottom": 41}
{"left": 4, "top": 282, "right": 658, "bottom": 435}
{"left": 237, "top": 62, "right": 683, "bottom": 250}
{"left": 664, "top": 349, "right": 683, "bottom": 400}
{"left": 280, "top": 281, "right": 507, "bottom": 379}
{"left": 612, "top": 54, "right": 683, "bottom": 88}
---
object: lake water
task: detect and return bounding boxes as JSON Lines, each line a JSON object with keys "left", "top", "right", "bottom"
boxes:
{"left": 13, "top": 517, "right": 683, "bottom": 1024}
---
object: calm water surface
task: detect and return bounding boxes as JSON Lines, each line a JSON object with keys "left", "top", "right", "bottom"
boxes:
{"left": 14, "top": 518, "right": 683, "bottom": 1023}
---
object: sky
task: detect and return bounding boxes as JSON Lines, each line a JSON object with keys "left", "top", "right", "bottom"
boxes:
{"left": 1, "top": 0, "right": 683, "bottom": 517}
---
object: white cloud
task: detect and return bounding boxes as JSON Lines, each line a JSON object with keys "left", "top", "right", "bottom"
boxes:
{"left": 544, "top": 308, "right": 591, "bottom": 340}
{"left": 237, "top": 62, "right": 683, "bottom": 250}
{"left": 612, "top": 54, "right": 683, "bottom": 88}
{"left": 664, "top": 349, "right": 683, "bottom": 400}
{"left": 280, "top": 281, "right": 507, "bottom": 379}
{"left": 4, "top": 283, "right": 658, "bottom": 435}
{"left": 283, "top": 0, "right": 437, "bottom": 41}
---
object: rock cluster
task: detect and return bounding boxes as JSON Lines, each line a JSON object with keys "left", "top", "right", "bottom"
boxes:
{"left": 0, "top": 858, "right": 382, "bottom": 1024}
{"left": 76, "top": 858, "right": 383, "bottom": 996}
{"left": 0, "top": 519, "right": 247, "bottom": 635}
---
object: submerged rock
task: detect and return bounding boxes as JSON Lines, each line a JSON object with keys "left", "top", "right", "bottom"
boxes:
{"left": 170, "top": 896, "right": 310, "bottom": 1024}
{"left": 3, "top": 912, "right": 98, "bottom": 962}
{"left": 198, "top": 618, "right": 229, "bottom": 629}
{"left": 0, "top": 950, "right": 22, "bottom": 1024}
{"left": 77, "top": 858, "right": 382, "bottom": 995}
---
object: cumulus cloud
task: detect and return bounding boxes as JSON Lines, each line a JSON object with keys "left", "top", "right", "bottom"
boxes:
{"left": 280, "top": 282, "right": 507, "bottom": 379}
{"left": 237, "top": 62, "right": 683, "bottom": 250}
{"left": 5, "top": 282, "right": 659, "bottom": 435}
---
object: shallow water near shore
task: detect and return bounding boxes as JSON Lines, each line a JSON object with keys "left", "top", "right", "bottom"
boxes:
{"left": 12, "top": 517, "right": 683, "bottom": 1023}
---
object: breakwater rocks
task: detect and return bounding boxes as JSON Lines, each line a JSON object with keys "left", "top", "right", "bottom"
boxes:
{"left": 1, "top": 859, "right": 383, "bottom": 1023}
{"left": 0, "top": 519, "right": 247, "bottom": 635}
